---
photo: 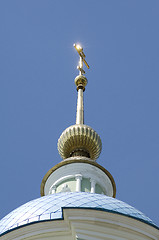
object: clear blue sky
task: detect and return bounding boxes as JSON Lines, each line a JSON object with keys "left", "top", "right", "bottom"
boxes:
{"left": 0, "top": 0, "right": 159, "bottom": 226}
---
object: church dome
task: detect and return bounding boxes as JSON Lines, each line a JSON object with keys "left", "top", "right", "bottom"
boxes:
{"left": 0, "top": 192, "right": 157, "bottom": 236}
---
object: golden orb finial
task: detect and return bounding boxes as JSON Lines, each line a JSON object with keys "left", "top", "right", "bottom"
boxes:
{"left": 58, "top": 124, "right": 102, "bottom": 160}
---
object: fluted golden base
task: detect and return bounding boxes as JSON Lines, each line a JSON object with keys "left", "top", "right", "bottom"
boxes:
{"left": 58, "top": 124, "right": 102, "bottom": 160}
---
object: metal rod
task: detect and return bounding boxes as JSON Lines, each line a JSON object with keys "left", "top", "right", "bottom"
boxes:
{"left": 76, "top": 88, "right": 84, "bottom": 124}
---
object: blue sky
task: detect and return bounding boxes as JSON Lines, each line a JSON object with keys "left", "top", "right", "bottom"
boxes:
{"left": 0, "top": 0, "right": 159, "bottom": 226}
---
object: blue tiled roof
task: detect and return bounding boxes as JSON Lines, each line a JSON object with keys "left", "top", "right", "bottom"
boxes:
{"left": 0, "top": 192, "right": 157, "bottom": 235}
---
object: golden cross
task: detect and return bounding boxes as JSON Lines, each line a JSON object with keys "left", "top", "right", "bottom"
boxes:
{"left": 74, "top": 43, "right": 90, "bottom": 75}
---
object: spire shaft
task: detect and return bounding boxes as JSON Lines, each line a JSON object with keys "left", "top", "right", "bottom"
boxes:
{"left": 76, "top": 88, "right": 84, "bottom": 124}
{"left": 73, "top": 44, "right": 89, "bottom": 125}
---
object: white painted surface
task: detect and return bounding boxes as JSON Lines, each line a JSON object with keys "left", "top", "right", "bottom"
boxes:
{"left": 90, "top": 179, "right": 96, "bottom": 193}
{"left": 75, "top": 175, "right": 82, "bottom": 192}
{"left": 51, "top": 185, "right": 56, "bottom": 194}
{"left": 2, "top": 208, "right": 158, "bottom": 240}
{"left": 44, "top": 162, "right": 114, "bottom": 197}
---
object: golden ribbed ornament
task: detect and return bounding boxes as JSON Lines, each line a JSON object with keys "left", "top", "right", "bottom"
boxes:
{"left": 58, "top": 124, "right": 102, "bottom": 160}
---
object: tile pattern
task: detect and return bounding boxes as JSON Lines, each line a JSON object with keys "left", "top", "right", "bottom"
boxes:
{"left": 0, "top": 192, "right": 156, "bottom": 235}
